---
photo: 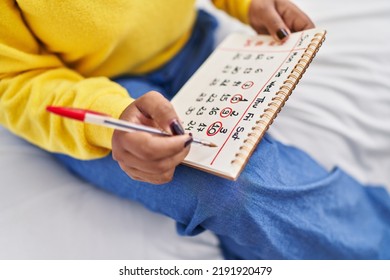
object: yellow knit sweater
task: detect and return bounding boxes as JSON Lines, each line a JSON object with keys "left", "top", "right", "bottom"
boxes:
{"left": 0, "top": 0, "right": 251, "bottom": 159}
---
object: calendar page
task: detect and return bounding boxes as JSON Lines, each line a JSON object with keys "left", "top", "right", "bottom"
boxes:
{"left": 171, "top": 28, "right": 326, "bottom": 180}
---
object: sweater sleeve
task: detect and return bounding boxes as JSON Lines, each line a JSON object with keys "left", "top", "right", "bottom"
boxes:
{"left": 211, "top": 0, "right": 252, "bottom": 24}
{"left": 0, "top": 1, "right": 132, "bottom": 159}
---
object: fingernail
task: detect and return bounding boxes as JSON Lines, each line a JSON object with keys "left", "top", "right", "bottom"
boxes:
{"left": 184, "top": 137, "right": 193, "bottom": 147}
{"left": 170, "top": 119, "right": 185, "bottom": 135}
{"left": 276, "top": 28, "right": 289, "bottom": 40}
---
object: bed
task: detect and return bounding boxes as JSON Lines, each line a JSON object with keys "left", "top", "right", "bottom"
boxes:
{"left": 1, "top": 0, "right": 389, "bottom": 259}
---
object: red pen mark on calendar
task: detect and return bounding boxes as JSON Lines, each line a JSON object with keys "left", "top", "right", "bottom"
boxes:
{"left": 230, "top": 94, "right": 248, "bottom": 104}
{"left": 207, "top": 121, "right": 223, "bottom": 136}
{"left": 230, "top": 94, "right": 242, "bottom": 103}
{"left": 268, "top": 41, "right": 277, "bottom": 46}
{"left": 220, "top": 107, "right": 233, "bottom": 118}
{"left": 230, "top": 93, "right": 248, "bottom": 104}
{"left": 210, "top": 32, "right": 305, "bottom": 166}
{"left": 255, "top": 40, "right": 264, "bottom": 46}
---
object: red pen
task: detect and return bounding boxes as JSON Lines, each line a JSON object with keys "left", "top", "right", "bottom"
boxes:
{"left": 46, "top": 106, "right": 217, "bottom": 147}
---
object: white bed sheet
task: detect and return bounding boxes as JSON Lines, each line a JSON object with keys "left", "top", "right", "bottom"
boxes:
{"left": 0, "top": 127, "right": 222, "bottom": 259}
{"left": 1, "top": 0, "right": 389, "bottom": 260}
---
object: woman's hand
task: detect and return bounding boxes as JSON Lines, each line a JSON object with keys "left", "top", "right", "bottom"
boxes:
{"left": 112, "top": 91, "right": 192, "bottom": 185}
{"left": 248, "top": 0, "right": 315, "bottom": 42}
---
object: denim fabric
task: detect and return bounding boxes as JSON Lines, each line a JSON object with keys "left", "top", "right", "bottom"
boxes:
{"left": 54, "top": 10, "right": 390, "bottom": 259}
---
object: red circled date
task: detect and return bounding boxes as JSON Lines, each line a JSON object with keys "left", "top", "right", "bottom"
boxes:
{"left": 207, "top": 121, "right": 223, "bottom": 136}
{"left": 220, "top": 107, "right": 233, "bottom": 118}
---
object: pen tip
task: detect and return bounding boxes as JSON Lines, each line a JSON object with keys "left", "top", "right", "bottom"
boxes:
{"left": 208, "top": 142, "right": 218, "bottom": 148}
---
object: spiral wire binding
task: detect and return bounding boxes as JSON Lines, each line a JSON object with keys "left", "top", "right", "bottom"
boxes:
{"left": 231, "top": 31, "right": 326, "bottom": 166}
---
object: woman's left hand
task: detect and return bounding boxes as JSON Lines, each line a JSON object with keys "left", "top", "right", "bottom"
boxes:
{"left": 248, "top": 0, "right": 315, "bottom": 42}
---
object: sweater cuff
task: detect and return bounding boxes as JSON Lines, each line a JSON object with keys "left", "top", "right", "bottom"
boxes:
{"left": 85, "top": 93, "right": 133, "bottom": 150}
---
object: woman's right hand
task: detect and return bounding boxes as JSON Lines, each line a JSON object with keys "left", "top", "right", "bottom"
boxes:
{"left": 111, "top": 91, "right": 192, "bottom": 184}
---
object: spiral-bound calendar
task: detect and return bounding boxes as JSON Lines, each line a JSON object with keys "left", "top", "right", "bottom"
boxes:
{"left": 171, "top": 28, "right": 326, "bottom": 180}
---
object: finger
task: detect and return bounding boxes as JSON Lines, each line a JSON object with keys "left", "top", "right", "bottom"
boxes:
{"left": 250, "top": 2, "right": 290, "bottom": 42}
{"left": 120, "top": 165, "right": 176, "bottom": 185}
{"left": 278, "top": 2, "right": 315, "bottom": 32}
{"left": 116, "top": 131, "right": 192, "bottom": 161}
{"left": 114, "top": 142, "right": 190, "bottom": 174}
{"left": 264, "top": 6, "right": 291, "bottom": 42}
{"left": 119, "top": 102, "right": 156, "bottom": 128}
{"left": 135, "top": 91, "right": 182, "bottom": 134}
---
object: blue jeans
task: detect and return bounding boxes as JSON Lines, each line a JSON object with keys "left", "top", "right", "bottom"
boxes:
{"left": 54, "top": 11, "right": 390, "bottom": 259}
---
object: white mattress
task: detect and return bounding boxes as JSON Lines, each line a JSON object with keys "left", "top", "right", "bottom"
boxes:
{"left": 0, "top": 127, "right": 222, "bottom": 259}
{"left": 1, "top": 0, "right": 389, "bottom": 259}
